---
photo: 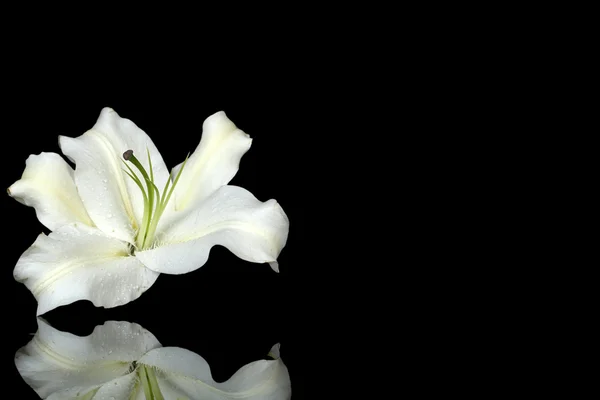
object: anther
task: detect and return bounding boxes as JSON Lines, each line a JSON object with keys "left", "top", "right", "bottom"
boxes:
{"left": 123, "top": 150, "right": 134, "bottom": 160}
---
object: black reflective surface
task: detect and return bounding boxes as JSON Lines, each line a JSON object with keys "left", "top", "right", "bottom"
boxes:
{"left": 2, "top": 86, "right": 308, "bottom": 399}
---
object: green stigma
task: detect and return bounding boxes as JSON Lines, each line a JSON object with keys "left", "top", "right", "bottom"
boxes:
{"left": 122, "top": 149, "right": 189, "bottom": 250}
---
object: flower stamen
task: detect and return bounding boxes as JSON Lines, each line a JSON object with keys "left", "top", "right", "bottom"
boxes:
{"left": 122, "top": 149, "right": 189, "bottom": 250}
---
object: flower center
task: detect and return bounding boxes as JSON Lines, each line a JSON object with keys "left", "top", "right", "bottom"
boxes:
{"left": 138, "top": 364, "right": 169, "bottom": 400}
{"left": 122, "top": 149, "right": 188, "bottom": 250}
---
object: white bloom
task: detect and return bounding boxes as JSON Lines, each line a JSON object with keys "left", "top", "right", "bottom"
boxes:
{"left": 16, "top": 318, "right": 291, "bottom": 399}
{"left": 9, "top": 108, "right": 289, "bottom": 315}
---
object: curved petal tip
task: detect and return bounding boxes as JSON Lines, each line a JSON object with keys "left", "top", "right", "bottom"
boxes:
{"left": 268, "top": 343, "right": 281, "bottom": 359}
{"left": 269, "top": 261, "right": 280, "bottom": 273}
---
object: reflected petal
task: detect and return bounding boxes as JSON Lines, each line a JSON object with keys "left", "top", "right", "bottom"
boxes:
{"left": 15, "top": 318, "right": 160, "bottom": 399}
{"left": 139, "top": 343, "right": 291, "bottom": 400}
{"left": 16, "top": 321, "right": 291, "bottom": 400}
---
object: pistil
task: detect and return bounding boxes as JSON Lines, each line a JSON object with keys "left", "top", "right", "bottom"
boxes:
{"left": 122, "top": 149, "right": 188, "bottom": 250}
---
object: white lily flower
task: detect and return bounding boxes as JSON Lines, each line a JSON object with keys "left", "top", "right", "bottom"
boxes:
{"left": 16, "top": 318, "right": 291, "bottom": 399}
{"left": 9, "top": 108, "right": 289, "bottom": 315}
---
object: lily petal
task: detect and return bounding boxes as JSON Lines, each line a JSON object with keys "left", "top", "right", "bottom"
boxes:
{"left": 136, "top": 185, "right": 288, "bottom": 274}
{"left": 15, "top": 318, "right": 161, "bottom": 399}
{"left": 59, "top": 107, "right": 169, "bottom": 243}
{"left": 83, "top": 373, "right": 142, "bottom": 400}
{"left": 172, "top": 111, "right": 252, "bottom": 212}
{"left": 8, "top": 152, "right": 93, "bottom": 231}
{"left": 137, "top": 344, "right": 291, "bottom": 399}
{"left": 14, "top": 223, "right": 159, "bottom": 315}
{"left": 56, "top": 373, "right": 142, "bottom": 400}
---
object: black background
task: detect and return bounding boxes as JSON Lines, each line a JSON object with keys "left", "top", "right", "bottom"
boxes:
{"left": 1, "top": 78, "right": 309, "bottom": 399}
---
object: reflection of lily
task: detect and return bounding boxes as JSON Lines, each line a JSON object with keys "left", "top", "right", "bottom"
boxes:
{"left": 16, "top": 318, "right": 291, "bottom": 399}
{"left": 9, "top": 108, "right": 289, "bottom": 315}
